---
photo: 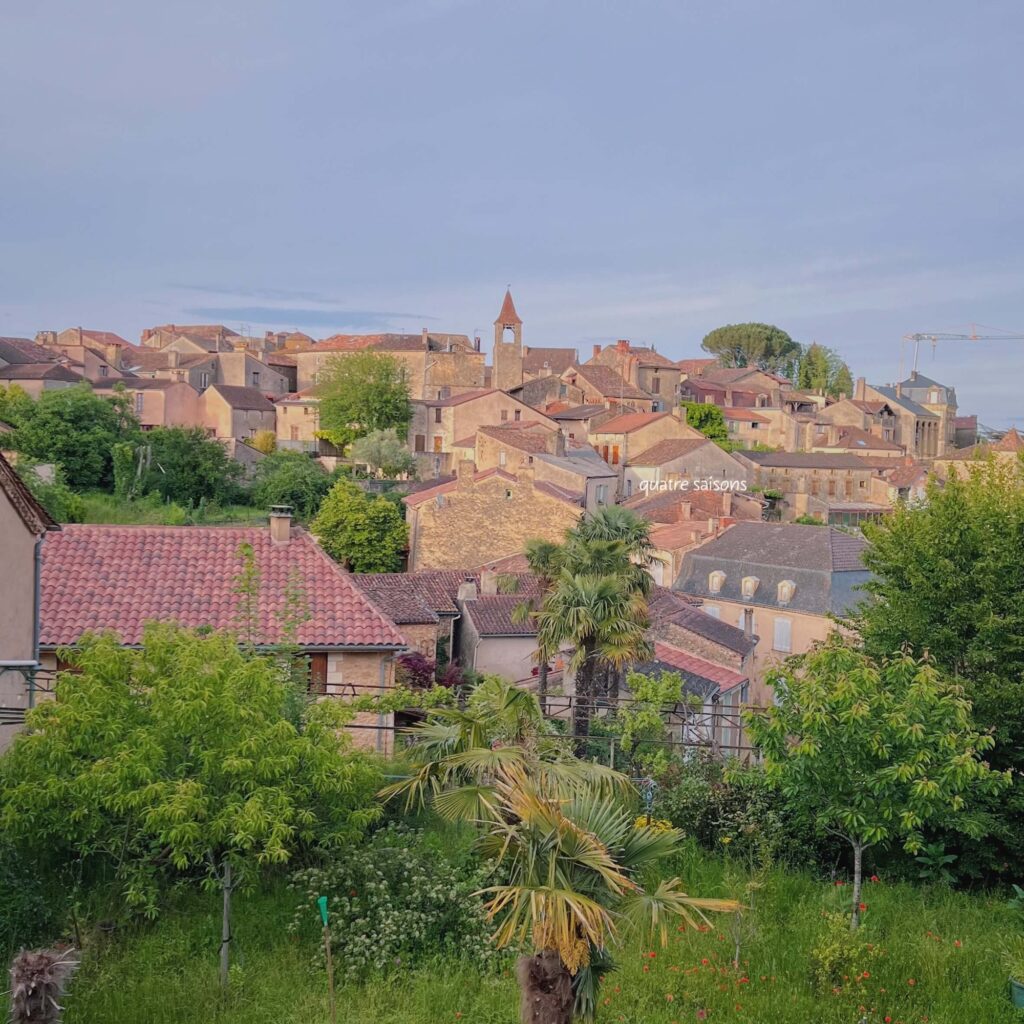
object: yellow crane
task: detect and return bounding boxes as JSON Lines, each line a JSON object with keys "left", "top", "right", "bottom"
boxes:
{"left": 900, "top": 325, "right": 1024, "bottom": 378}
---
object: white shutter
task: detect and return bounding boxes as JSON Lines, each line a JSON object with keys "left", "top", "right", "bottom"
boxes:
{"left": 773, "top": 617, "right": 792, "bottom": 653}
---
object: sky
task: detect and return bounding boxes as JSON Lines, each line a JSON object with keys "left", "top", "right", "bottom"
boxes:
{"left": 2, "top": 0, "right": 1022, "bottom": 427}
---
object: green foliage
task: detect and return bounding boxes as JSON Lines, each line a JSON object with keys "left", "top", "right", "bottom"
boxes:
{"left": 0, "top": 383, "right": 34, "bottom": 428}
{"left": 13, "top": 460, "right": 85, "bottom": 523}
{"left": 856, "top": 458, "right": 1024, "bottom": 881}
{"left": 350, "top": 427, "right": 417, "bottom": 479}
{"left": 809, "top": 910, "right": 882, "bottom": 992}
{"left": 7, "top": 383, "right": 139, "bottom": 489}
{"left": 615, "top": 670, "right": 684, "bottom": 776}
{"left": 312, "top": 479, "right": 408, "bottom": 572}
{"left": 793, "top": 514, "right": 826, "bottom": 525}
{"left": 0, "top": 626, "right": 383, "bottom": 919}
{"left": 0, "top": 842, "right": 63, "bottom": 956}
{"left": 250, "top": 429, "right": 277, "bottom": 455}
{"left": 74, "top": 490, "right": 258, "bottom": 526}
{"left": 137, "top": 427, "right": 242, "bottom": 506}
{"left": 747, "top": 636, "right": 1009, "bottom": 925}
{"left": 796, "top": 342, "right": 854, "bottom": 398}
{"left": 316, "top": 352, "right": 412, "bottom": 450}
{"left": 1003, "top": 934, "right": 1024, "bottom": 982}
{"left": 681, "top": 401, "right": 728, "bottom": 441}
{"left": 700, "top": 323, "right": 801, "bottom": 375}
{"left": 914, "top": 841, "right": 958, "bottom": 885}
{"left": 287, "top": 824, "right": 499, "bottom": 981}
{"left": 250, "top": 450, "right": 331, "bottom": 519}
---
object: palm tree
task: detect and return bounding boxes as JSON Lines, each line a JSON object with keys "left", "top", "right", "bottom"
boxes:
{"left": 380, "top": 685, "right": 737, "bottom": 1024}
{"left": 512, "top": 539, "right": 563, "bottom": 711}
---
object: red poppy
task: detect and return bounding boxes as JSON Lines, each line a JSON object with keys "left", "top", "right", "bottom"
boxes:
{"left": 871, "top": 875, "right": 880, "bottom": 883}
{"left": 859, "top": 903, "right": 868, "bottom": 911}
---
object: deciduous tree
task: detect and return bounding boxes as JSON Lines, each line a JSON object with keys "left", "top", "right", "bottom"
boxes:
{"left": 796, "top": 342, "right": 854, "bottom": 397}
{"left": 316, "top": 352, "right": 412, "bottom": 450}
{"left": 312, "top": 479, "right": 408, "bottom": 572}
{"left": 250, "top": 450, "right": 331, "bottom": 518}
{"left": 350, "top": 427, "right": 417, "bottom": 478}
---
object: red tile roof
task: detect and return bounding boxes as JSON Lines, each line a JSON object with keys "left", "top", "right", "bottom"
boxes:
{"left": 0, "top": 363, "right": 83, "bottom": 382}
{"left": 463, "top": 595, "right": 537, "bottom": 636}
{"left": 591, "top": 411, "right": 670, "bottom": 434}
{"left": 629, "top": 437, "right": 710, "bottom": 465}
{"left": 523, "top": 346, "right": 576, "bottom": 374}
{"left": 953, "top": 415, "right": 977, "bottom": 429}
{"left": 477, "top": 424, "right": 553, "bottom": 453}
{"left": 676, "top": 358, "right": 717, "bottom": 376}
{"left": 649, "top": 522, "right": 708, "bottom": 551}
{"left": 402, "top": 467, "right": 516, "bottom": 507}
{"left": 207, "top": 384, "right": 276, "bottom": 411}
{"left": 495, "top": 288, "right": 522, "bottom": 325}
{"left": 40, "top": 525, "right": 404, "bottom": 649}
{"left": 652, "top": 642, "right": 747, "bottom": 688}
{"left": 79, "top": 330, "right": 131, "bottom": 348}
{"left": 566, "top": 364, "right": 649, "bottom": 401}
{"left": 721, "top": 408, "right": 770, "bottom": 423}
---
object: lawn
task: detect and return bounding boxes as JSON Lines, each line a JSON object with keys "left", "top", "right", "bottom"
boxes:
{"left": 14, "top": 837, "right": 1020, "bottom": 1024}
{"left": 75, "top": 491, "right": 264, "bottom": 526}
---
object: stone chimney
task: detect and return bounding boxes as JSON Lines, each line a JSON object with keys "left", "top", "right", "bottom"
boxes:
{"left": 456, "top": 459, "right": 476, "bottom": 490}
{"left": 457, "top": 577, "right": 478, "bottom": 603}
{"left": 592, "top": 343, "right": 602, "bottom": 358}
{"left": 742, "top": 607, "right": 754, "bottom": 638}
{"left": 616, "top": 339, "right": 630, "bottom": 353}
{"left": 269, "top": 505, "right": 293, "bottom": 545}
{"left": 552, "top": 429, "right": 566, "bottom": 457}
{"left": 77, "top": 326, "right": 83, "bottom": 344}
{"left": 421, "top": 327, "right": 429, "bottom": 347}
{"left": 854, "top": 376, "right": 866, "bottom": 401}
{"left": 479, "top": 567, "right": 499, "bottom": 596}
{"left": 909, "top": 370, "right": 918, "bottom": 382}
{"left": 474, "top": 335, "right": 481, "bottom": 352}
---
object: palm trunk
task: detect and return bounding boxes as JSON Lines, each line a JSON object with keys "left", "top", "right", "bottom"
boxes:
{"left": 538, "top": 658, "right": 549, "bottom": 715}
{"left": 573, "top": 638, "right": 598, "bottom": 754}
{"left": 516, "top": 953, "right": 573, "bottom": 1024}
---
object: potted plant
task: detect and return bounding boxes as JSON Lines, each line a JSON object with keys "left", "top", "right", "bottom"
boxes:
{"left": 1003, "top": 936, "right": 1024, "bottom": 1008}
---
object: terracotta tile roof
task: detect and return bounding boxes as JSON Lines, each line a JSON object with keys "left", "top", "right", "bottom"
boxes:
{"left": 591, "top": 411, "right": 669, "bottom": 434}
{"left": 463, "top": 595, "right": 537, "bottom": 636}
{"left": 40, "top": 525, "right": 405, "bottom": 649}
{"left": 93, "top": 377, "right": 181, "bottom": 392}
{"left": 849, "top": 399, "right": 887, "bottom": 414}
{"left": 676, "top": 358, "right": 717, "bottom": 376}
{"left": 0, "top": 337, "right": 61, "bottom": 363}
{"left": 651, "top": 642, "right": 747, "bottom": 689}
{"left": 814, "top": 426, "right": 903, "bottom": 452}
{"left": 523, "top": 347, "right": 577, "bottom": 375}
{"left": 623, "top": 486, "right": 746, "bottom": 522}
{"left": 267, "top": 353, "right": 297, "bottom": 366}
{"left": 650, "top": 522, "right": 708, "bottom": 551}
{"left": 534, "top": 480, "right": 584, "bottom": 505}
{"left": 477, "top": 424, "right": 552, "bottom": 453}
{"left": 647, "top": 587, "right": 756, "bottom": 655}
{"left": 419, "top": 388, "right": 499, "bottom": 408}
{"left": 78, "top": 330, "right": 131, "bottom": 348}
{"left": 565, "top": 364, "right": 649, "bottom": 401}
{"left": 953, "top": 415, "right": 977, "bottom": 429}
{"left": 495, "top": 288, "right": 522, "bottom": 325}
{"left": 476, "top": 551, "right": 531, "bottom": 572}
{"left": 453, "top": 435, "right": 475, "bottom": 449}
{"left": 549, "top": 403, "right": 607, "bottom": 420}
{"left": 0, "top": 452, "right": 58, "bottom": 535}
{"left": 739, "top": 450, "right": 887, "bottom": 470}
{"left": 945, "top": 426, "right": 1024, "bottom": 460}
{"left": 628, "top": 437, "right": 709, "bottom": 465}
{"left": 207, "top": 384, "right": 276, "bottom": 411}
{"left": 883, "top": 461, "right": 929, "bottom": 488}
{"left": 0, "top": 362, "right": 83, "bottom": 382}
{"left": 349, "top": 575, "right": 441, "bottom": 625}
{"left": 721, "top": 408, "right": 770, "bottom": 423}
{"left": 402, "top": 467, "right": 516, "bottom": 507}
{"left": 145, "top": 324, "right": 238, "bottom": 342}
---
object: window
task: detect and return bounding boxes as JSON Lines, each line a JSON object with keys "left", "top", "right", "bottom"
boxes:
{"left": 703, "top": 604, "right": 720, "bottom": 619}
{"left": 414, "top": 434, "right": 425, "bottom": 452}
{"left": 248, "top": 428, "right": 256, "bottom": 438}
{"left": 514, "top": 409, "right": 521, "bottom": 421}
{"left": 626, "top": 479, "right": 632, "bottom": 496}
{"left": 611, "top": 445, "right": 620, "bottom": 465}
{"left": 505, "top": 489, "right": 514, "bottom": 499}
{"left": 741, "top": 575, "right": 760, "bottom": 598}
{"left": 559, "top": 384, "right": 567, "bottom": 398}
{"left": 134, "top": 392, "right": 144, "bottom": 414}
{"left": 708, "top": 570, "right": 726, "bottom": 593}
{"left": 777, "top": 579, "right": 796, "bottom": 605}
{"left": 773, "top": 617, "right": 792, "bottom": 653}
{"left": 99, "top": 365, "right": 108, "bottom": 377}
{"left": 200, "top": 371, "right": 210, "bottom": 389}
{"left": 651, "top": 376, "right": 660, "bottom": 394}
{"left": 434, "top": 407, "right": 442, "bottom": 424}
{"left": 501, "top": 409, "right": 509, "bottom": 421}
{"left": 252, "top": 371, "right": 260, "bottom": 387}
{"left": 433, "top": 436, "right": 442, "bottom": 453}
{"left": 499, "top": 449, "right": 506, "bottom": 467}
{"left": 595, "top": 483, "right": 608, "bottom": 505}
{"left": 290, "top": 425, "right": 299, "bottom": 441}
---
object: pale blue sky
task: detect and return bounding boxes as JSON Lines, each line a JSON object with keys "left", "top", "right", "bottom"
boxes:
{"left": 2, "top": 1, "right": 1022, "bottom": 426}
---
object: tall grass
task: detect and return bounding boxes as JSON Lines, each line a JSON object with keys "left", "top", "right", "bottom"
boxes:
{"left": 76, "top": 491, "right": 263, "bottom": 526}
{"left": 6, "top": 836, "right": 1019, "bottom": 1024}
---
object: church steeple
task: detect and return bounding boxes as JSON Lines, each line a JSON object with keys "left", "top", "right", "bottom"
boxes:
{"left": 493, "top": 287, "right": 524, "bottom": 391}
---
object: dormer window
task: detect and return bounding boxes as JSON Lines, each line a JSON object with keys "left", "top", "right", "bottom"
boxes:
{"left": 708, "top": 570, "right": 726, "bottom": 594}
{"left": 777, "top": 579, "right": 796, "bottom": 605}
{"left": 741, "top": 576, "right": 760, "bottom": 599}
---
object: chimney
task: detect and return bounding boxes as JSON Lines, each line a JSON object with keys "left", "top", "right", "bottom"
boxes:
{"left": 827, "top": 424, "right": 839, "bottom": 446}
{"left": 479, "top": 568, "right": 498, "bottom": 596}
{"left": 742, "top": 607, "right": 754, "bottom": 638}
{"left": 456, "top": 458, "right": 476, "bottom": 490}
{"left": 456, "top": 577, "right": 478, "bottom": 603}
{"left": 77, "top": 326, "right": 83, "bottom": 344}
{"left": 909, "top": 370, "right": 918, "bottom": 382}
{"left": 269, "top": 505, "right": 293, "bottom": 545}
{"left": 474, "top": 335, "right": 481, "bottom": 352}
{"left": 553, "top": 429, "right": 566, "bottom": 457}
{"left": 141, "top": 328, "right": 152, "bottom": 342}
{"left": 895, "top": 382, "right": 902, "bottom": 398}
{"left": 421, "top": 327, "right": 429, "bottom": 347}
{"left": 616, "top": 339, "right": 629, "bottom": 353}
{"left": 854, "top": 376, "right": 866, "bottom": 401}
{"left": 592, "top": 343, "right": 602, "bottom": 358}
{"left": 167, "top": 349, "right": 180, "bottom": 368}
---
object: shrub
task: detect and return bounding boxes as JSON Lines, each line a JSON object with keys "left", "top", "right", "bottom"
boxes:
{"left": 0, "top": 842, "right": 63, "bottom": 955}
{"left": 287, "top": 824, "right": 500, "bottom": 981}
{"left": 395, "top": 652, "right": 436, "bottom": 689}
{"left": 809, "top": 910, "right": 882, "bottom": 991}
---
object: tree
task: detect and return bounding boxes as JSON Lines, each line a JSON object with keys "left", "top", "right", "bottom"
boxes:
{"left": 250, "top": 450, "right": 332, "bottom": 519}
{"left": 12, "top": 460, "right": 84, "bottom": 523}
{"left": 250, "top": 429, "right": 277, "bottom": 455}
{"left": 312, "top": 479, "right": 408, "bottom": 572}
{"left": 350, "top": 427, "right": 417, "bottom": 479}
{"left": 9, "top": 383, "right": 139, "bottom": 490}
{"left": 701, "top": 323, "right": 801, "bottom": 376}
{"left": 0, "top": 383, "right": 34, "bottom": 428}
{"left": 856, "top": 457, "right": 1024, "bottom": 880}
{"left": 138, "top": 427, "right": 241, "bottom": 506}
{"left": 316, "top": 352, "right": 412, "bottom": 450}
{"left": 381, "top": 679, "right": 737, "bottom": 1023}
{"left": 746, "top": 637, "right": 1008, "bottom": 928}
{"left": 796, "top": 342, "right": 854, "bottom": 398}
{"left": 512, "top": 538, "right": 563, "bottom": 710}
{"left": 681, "top": 401, "right": 728, "bottom": 441}
{"left": 0, "top": 626, "right": 382, "bottom": 987}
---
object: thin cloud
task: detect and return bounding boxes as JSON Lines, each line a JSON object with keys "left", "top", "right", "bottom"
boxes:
{"left": 183, "top": 306, "right": 436, "bottom": 329}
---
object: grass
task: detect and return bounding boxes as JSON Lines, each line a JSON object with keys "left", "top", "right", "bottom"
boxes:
{"left": 7, "top": 836, "right": 1021, "bottom": 1024}
{"left": 75, "top": 491, "right": 264, "bottom": 526}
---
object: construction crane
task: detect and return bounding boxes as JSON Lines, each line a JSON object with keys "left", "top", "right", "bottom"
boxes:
{"left": 900, "top": 325, "right": 1024, "bottom": 378}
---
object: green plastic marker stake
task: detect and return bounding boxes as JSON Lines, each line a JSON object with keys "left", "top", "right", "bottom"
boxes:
{"left": 317, "top": 896, "right": 336, "bottom": 1024}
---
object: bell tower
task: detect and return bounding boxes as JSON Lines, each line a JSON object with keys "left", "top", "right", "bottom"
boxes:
{"left": 493, "top": 288, "right": 524, "bottom": 391}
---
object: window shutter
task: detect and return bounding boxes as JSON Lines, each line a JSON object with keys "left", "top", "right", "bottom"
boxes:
{"left": 773, "top": 617, "right": 792, "bottom": 653}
